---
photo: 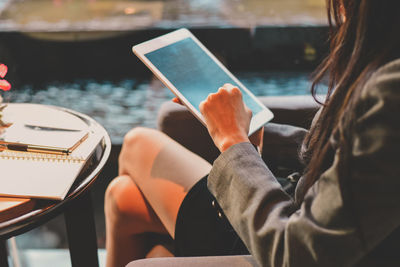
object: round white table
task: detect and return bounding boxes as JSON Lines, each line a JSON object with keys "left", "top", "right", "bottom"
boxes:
{"left": 0, "top": 103, "right": 111, "bottom": 267}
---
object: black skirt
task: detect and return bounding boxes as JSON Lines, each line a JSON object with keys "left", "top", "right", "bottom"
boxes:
{"left": 174, "top": 176, "right": 249, "bottom": 257}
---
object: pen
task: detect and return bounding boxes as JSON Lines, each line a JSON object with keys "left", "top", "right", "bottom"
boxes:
{"left": 0, "top": 143, "right": 71, "bottom": 155}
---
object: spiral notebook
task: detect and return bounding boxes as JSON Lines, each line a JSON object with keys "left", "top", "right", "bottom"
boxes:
{"left": 0, "top": 131, "right": 103, "bottom": 200}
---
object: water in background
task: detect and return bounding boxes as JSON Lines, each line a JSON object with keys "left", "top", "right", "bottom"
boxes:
{"left": 3, "top": 71, "right": 326, "bottom": 144}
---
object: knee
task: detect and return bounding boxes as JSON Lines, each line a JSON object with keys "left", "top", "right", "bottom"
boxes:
{"left": 105, "top": 176, "right": 138, "bottom": 225}
{"left": 119, "top": 127, "right": 158, "bottom": 160}
{"left": 122, "top": 127, "right": 157, "bottom": 150}
{"left": 105, "top": 176, "right": 162, "bottom": 235}
{"left": 104, "top": 176, "right": 124, "bottom": 222}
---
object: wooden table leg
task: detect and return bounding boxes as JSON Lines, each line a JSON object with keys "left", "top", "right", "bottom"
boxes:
{"left": 65, "top": 192, "right": 99, "bottom": 267}
{"left": 0, "top": 239, "right": 9, "bottom": 267}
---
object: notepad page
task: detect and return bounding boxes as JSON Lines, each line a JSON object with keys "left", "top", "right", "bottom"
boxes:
{"left": 0, "top": 158, "right": 83, "bottom": 200}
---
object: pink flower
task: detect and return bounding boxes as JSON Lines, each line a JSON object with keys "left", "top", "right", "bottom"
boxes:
{"left": 0, "top": 63, "right": 11, "bottom": 91}
{"left": 0, "top": 80, "right": 11, "bottom": 91}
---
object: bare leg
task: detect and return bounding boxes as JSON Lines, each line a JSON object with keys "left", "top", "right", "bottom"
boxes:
{"left": 105, "top": 127, "right": 212, "bottom": 267}
{"left": 105, "top": 175, "right": 167, "bottom": 267}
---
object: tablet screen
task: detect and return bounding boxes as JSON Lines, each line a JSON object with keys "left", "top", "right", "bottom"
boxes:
{"left": 144, "top": 37, "right": 263, "bottom": 116}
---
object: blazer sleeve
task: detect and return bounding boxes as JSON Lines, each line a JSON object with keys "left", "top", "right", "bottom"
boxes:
{"left": 207, "top": 60, "right": 400, "bottom": 267}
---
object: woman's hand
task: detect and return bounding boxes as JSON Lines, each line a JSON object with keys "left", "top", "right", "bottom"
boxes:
{"left": 199, "top": 84, "right": 252, "bottom": 153}
{"left": 172, "top": 85, "right": 264, "bottom": 153}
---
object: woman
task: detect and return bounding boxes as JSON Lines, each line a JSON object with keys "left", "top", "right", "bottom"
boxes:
{"left": 105, "top": 0, "right": 400, "bottom": 266}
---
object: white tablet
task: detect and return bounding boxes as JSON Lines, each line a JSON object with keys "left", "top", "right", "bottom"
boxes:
{"left": 132, "top": 28, "right": 274, "bottom": 135}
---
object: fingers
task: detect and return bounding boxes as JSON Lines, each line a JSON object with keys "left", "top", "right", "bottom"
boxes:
{"left": 208, "top": 84, "right": 242, "bottom": 102}
{"left": 199, "top": 99, "right": 207, "bottom": 114}
{"left": 222, "top": 84, "right": 252, "bottom": 118}
{"left": 175, "top": 84, "right": 241, "bottom": 109}
{"left": 222, "top": 83, "right": 241, "bottom": 96}
{"left": 172, "top": 97, "right": 183, "bottom": 105}
{"left": 199, "top": 87, "right": 229, "bottom": 114}
{"left": 199, "top": 84, "right": 247, "bottom": 116}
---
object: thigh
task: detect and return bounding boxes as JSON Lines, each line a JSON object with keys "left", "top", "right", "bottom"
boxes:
{"left": 119, "top": 127, "right": 212, "bottom": 238}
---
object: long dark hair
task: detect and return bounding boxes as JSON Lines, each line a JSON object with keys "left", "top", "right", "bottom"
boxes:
{"left": 302, "top": 0, "right": 400, "bottom": 191}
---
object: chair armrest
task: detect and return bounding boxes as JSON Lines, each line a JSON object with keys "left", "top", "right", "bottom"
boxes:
{"left": 126, "top": 255, "right": 258, "bottom": 267}
{"left": 258, "top": 95, "right": 320, "bottom": 129}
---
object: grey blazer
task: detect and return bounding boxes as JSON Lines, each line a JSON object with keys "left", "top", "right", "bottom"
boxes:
{"left": 207, "top": 59, "right": 400, "bottom": 267}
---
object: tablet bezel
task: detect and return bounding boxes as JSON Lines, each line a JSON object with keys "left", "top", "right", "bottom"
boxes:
{"left": 132, "top": 28, "right": 274, "bottom": 136}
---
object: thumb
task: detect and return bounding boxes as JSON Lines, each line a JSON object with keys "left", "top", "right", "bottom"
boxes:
{"left": 172, "top": 97, "right": 183, "bottom": 105}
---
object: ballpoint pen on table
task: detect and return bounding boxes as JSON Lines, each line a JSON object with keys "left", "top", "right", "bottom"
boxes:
{"left": 0, "top": 143, "right": 71, "bottom": 155}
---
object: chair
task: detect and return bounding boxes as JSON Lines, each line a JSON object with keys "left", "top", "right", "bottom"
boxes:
{"left": 126, "top": 95, "right": 320, "bottom": 267}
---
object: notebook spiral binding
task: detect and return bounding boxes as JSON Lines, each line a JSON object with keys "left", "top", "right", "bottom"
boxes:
{"left": 0, "top": 150, "right": 85, "bottom": 163}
